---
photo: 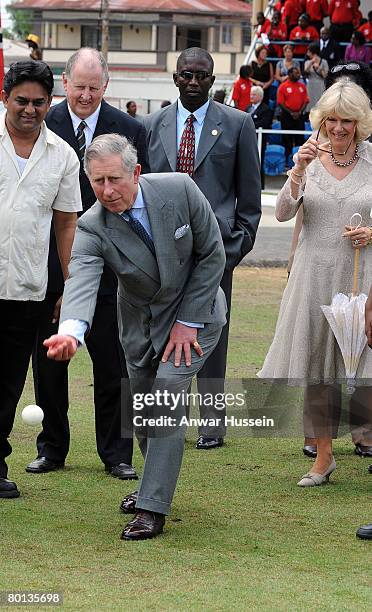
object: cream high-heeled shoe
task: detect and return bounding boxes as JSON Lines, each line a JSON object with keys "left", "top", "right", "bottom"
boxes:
{"left": 297, "top": 458, "right": 336, "bottom": 487}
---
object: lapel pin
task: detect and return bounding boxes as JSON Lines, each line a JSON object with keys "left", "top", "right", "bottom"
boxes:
{"left": 211, "top": 129, "right": 218, "bottom": 136}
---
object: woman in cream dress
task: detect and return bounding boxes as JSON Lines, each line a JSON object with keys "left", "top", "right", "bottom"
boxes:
{"left": 258, "top": 79, "right": 372, "bottom": 486}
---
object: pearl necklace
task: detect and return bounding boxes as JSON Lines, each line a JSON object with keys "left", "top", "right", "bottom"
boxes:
{"left": 329, "top": 143, "right": 359, "bottom": 167}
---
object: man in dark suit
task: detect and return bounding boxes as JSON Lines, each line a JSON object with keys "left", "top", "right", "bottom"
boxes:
{"left": 143, "top": 47, "right": 261, "bottom": 449}
{"left": 27, "top": 48, "right": 149, "bottom": 479}
{"left": 247, "top": 85, "right": 273, "bottom": 189}
{"left": 319, "top": 26, "right": 342, "bottom": 69}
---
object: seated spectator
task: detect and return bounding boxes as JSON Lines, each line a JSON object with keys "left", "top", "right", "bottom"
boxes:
{"left": 304, "top": 42, "right": 328, "bottom": 110}
{"left": 358, "top": 11, "right": 372, "bottom": 42}
{"left": 250, "top": 45, "right": 274, "bottom": 104}
{"left": 232, "top": 65, "right": 253, "bottom": 111}
{"left": 274, "top": 0, "right": 286, "bottom": 21}
{"left": 290, "top": 14, "right": 319, "bottom": 57}
{"left": 345, "top": 31, "right": 372, "bottom": 65}
{"left": 319, "top": 26, "right": 342, "bottom": 68}
{"left": 305, "top": 0, "right": 329, "bottom": 33}
{"left": 277, "top": 66, "right": 309, "bottom": 161}
{"left": 255, "top": 11, "right": 271, "bottom": 37}
{"left": 275, "top": 44, "right": 302, "bottom": 82}
{"left": 267, "top": 11, "right": 287, "bottom": 57}
{"left": 213, "top": 89, "right": 226, "bottom": 104}
{"left": 283, "top": 0, "right": 305, "bottom": 35}
{"left": 329, "top": 0, "right": 360, "bottom": 45}
{"left": 247, "top": 86, "right": 273, "bottom": 189}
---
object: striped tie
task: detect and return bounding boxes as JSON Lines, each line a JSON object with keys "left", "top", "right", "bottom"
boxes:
{"left": 76, "top": 120, "right": 87, "bottom": 162}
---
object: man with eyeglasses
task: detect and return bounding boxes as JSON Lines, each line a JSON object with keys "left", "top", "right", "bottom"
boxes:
{"left": 0, "top": 60, "right": 82, "bottom": 499}
{"left": 143, "top": 47, "right": 261, "bottom": 451}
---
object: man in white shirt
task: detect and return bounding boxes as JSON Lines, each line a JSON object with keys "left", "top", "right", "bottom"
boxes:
{"left": 0, "top": 60, "right": 81, "bottom": 499}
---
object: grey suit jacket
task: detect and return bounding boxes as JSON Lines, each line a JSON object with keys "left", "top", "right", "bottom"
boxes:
{"left": 143, "top": 100, "right": 262, "bottom": 270}
{"left": 60, "top": 173, "right": 226, "bottom": 369}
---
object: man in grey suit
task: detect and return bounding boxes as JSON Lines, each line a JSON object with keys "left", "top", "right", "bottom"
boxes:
{"left": 143, "top": 47, "right": 261, "bottom": 449}
{"left": 44, "top": 134, "right": 226, "bottom": 541}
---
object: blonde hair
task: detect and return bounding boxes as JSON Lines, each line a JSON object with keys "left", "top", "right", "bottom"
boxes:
{"left": 310, "top": 78, "right": 372, "bottom": 142}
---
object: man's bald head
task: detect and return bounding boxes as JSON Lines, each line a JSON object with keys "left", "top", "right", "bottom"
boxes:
{"left": 62, "top": 47, "right": 109, "bottom": 119}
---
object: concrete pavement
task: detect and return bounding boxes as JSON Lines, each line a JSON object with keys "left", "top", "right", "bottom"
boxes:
{"left": 242, "top": 187, "right": 296, "bottom": 268}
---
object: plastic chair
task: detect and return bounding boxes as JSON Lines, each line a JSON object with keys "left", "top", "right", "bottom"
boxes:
{"left": 268, "top": 120, "right": 282, "bottom": 145}
{"left": 263, "top": 144, "right": 286, "bottom": 176}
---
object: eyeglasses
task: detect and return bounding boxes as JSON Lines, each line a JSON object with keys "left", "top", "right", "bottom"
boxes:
{"left": 177, "top": 71, "right": 212, "bottom": 81}
{"left": 330, "top": 63, "right": 361, "bottom": 74}
{"left": 315, "top": 117, "right": 354, "bottom": 154}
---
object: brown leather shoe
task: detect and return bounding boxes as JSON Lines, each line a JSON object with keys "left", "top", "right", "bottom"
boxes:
{"left": 120, "top": 510, "right": 165, "bottom": 540}
{"left": 119, "top": 490, "right": 138, "bottom": 514}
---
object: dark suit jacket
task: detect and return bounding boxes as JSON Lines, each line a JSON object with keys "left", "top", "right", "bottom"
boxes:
{"left": 320, "top": 39, "right": 342, "bottom": 68}
{"left": 46, "top": 99, "right": 150, "bottom": 294}
{"left": 143, "top": 100, "right": 261, "bottom": 270}
{"left": 249, "top": 102, "right": 273, "bottom": 131}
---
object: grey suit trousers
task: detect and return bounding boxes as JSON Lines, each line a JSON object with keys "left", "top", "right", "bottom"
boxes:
{"left": 126, "top": 321, "right": 224, "bottom": 515}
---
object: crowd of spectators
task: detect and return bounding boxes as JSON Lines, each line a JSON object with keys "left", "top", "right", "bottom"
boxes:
{"left": 231, "top": 2, "right": 372, "bottom": 170}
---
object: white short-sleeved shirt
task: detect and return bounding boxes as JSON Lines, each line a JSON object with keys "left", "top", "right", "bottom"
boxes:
{"left": 0, "top": 112, "right": 82, "bottom": 301}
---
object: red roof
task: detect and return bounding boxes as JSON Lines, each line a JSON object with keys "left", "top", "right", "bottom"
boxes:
{"left": 13, "top": 0, "right": 251, "bottom": 16}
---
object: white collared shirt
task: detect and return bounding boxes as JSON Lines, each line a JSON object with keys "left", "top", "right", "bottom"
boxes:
{"left": 67, "top": 103, "right": 102, "bottom": 147}
{"left": 176, "top": 99, "right": 210, "bottom": 154}
{"left": 0, "top": 112, "right": 82, "bottom": 301}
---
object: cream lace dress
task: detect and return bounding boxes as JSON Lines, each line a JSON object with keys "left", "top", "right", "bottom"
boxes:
{"left": 258, "top": 141, "right": 372, "bottom": 383}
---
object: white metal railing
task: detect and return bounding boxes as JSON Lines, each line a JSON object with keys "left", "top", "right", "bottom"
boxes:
{"left": 226, "top": 2, "right": 275, "bottom": 105}
{"left": 256, "top": 127, "right": 313, "bottom": 160}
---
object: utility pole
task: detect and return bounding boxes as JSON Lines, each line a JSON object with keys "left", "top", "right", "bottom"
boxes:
{"left": 101, "top": 0, "right": 109, "bottom": 61}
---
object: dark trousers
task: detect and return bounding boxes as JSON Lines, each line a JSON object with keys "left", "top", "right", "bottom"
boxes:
{"left": 196, "top": 268, "right": 233, "bottom": 436}
{"left": 281, "top": 110, "right": 305, "bottom": 161}
{"left": 32, "top": 293, "right": 133, "bottom": 467}
{"left": 0, "top": 299, "right": 47, "bottom": 478}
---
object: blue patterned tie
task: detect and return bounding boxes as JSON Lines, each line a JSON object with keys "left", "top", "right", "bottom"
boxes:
{"left": 125, "top": 210, "right": 156, "bottom": 257}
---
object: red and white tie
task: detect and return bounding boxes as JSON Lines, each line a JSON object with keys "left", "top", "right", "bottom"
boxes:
{"left": 177, "top": 114, "right": 195, "bottom": 176}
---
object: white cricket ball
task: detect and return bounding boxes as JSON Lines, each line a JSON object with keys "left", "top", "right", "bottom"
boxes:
{"left": 21, "top": 404, "right": 44, "bottom": 426}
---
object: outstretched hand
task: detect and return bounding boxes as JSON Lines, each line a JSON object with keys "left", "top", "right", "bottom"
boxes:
{"left": 161, "top": 322, "right": 203, "bottom": 367}
{"left": 43, "top": 334, "right": 78, "bottom": 361}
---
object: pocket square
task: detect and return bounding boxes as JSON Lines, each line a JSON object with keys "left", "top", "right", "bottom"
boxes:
{"left": 174, "top": 224, "right": 190, "bottom": 240}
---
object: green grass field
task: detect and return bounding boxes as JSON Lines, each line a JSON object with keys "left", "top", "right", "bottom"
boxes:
{"left": 1, "top": 268, "right": 371, "bottom": 611}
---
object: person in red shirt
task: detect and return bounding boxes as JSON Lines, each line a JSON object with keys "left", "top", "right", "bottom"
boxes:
{"left": 255, "top": 12, "right": 271, "bottom": 37}
{"left": 358, "top": 11, "right": 372, "bottom": 43}
{"left": 329, "top": 0, "right": 360, "bottom": 44}
{"left": 305, "top": 0, "right": 329, "bottom": 33}
{"left": 290, "top": 14, "right": 320, "bottom": 57}
{"left": 277, "top": 66, "right": 309, "bottom": 160}
{"left": 283, "top": 0, "right": 306, "bottom": 34}
{"left": 267, "top": 11, "right": 287, "bottom": 57}
{"left": 232, "top": 65, "right": 253, "bottom": 111}
{"left": 274, "top": 0, "right": 286, "bottom": 20}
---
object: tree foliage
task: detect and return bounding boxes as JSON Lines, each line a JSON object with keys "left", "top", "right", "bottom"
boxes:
{"left": 6, "top": 4, "right": 34, "bottom": 40}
